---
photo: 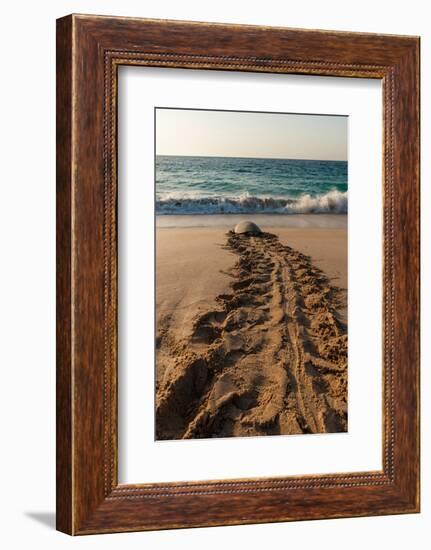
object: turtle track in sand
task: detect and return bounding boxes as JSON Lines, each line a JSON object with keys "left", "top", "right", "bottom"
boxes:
{"left": 156, "top": 231, "right": 347, "bottom": 440}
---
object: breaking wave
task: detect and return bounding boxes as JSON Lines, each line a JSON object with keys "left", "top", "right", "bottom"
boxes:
{"left": 156, "top": 190, "right": 347, "bottom": 215}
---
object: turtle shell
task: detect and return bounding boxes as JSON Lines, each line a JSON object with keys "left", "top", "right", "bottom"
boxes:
{"left": 234, "top": 221, "right": 262, "bottom": 235}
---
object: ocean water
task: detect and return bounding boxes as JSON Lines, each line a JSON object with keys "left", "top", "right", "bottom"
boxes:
{"left": 156, "top": 155, "right": 347, "bottom": 215}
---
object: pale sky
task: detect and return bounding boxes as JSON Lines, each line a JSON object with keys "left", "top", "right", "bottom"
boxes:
{"left": 156, "top": 108, "right": 347, "bottom": 161}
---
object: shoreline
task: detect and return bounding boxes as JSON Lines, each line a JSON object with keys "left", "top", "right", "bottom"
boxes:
{"left": 156, "top": 213, "right": 347, "bottom": 229}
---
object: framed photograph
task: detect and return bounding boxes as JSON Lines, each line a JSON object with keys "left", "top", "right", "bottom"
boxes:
{"left": 56, "top": 14, "right": 420, "bottom": 534}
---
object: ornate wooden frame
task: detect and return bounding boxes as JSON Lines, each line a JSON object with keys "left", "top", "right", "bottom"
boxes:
{"left": 56, "top": 14, "right": 420, "bottom": 534}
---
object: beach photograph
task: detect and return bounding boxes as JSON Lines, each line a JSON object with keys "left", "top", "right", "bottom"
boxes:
{"left": 155, "top": 107, "right": 348, "bottom": 440}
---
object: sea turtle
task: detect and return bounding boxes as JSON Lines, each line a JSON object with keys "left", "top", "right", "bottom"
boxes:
{"left": 234, "top": 221, "right": 262, "bottom": 235}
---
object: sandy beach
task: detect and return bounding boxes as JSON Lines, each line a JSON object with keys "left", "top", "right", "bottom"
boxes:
{"left": 156, "top": 215, "right": 347, "bottom": 440}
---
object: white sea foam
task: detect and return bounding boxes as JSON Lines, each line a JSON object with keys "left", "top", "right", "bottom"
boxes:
{"left": 155, "top": 190, "right": 347, "bottom": 215}
{"left": 285, "top": 190, "right": 348, "bottom": 214}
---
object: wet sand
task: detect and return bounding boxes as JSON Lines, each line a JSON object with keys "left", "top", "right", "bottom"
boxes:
{"left": 155, "top": 215, "right": 347, "bottom": 440}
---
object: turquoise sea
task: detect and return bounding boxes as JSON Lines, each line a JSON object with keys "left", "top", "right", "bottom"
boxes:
{"left": 156, "top": 155, "right": 347, "bottom": 216}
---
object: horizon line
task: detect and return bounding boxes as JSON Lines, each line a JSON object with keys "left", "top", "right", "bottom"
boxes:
{"left": 156, "top": 153, "right": 347, "bottom": 162}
